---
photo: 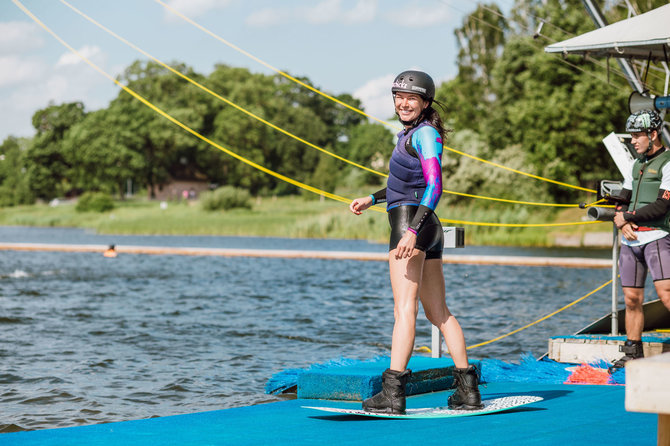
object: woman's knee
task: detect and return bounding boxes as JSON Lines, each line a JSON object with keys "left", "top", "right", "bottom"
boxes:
{"left": 394, "top": 300, "right": 419, "bottom": 321}
{"left": 423, "top": 303, "right": 450, "bottom": 327}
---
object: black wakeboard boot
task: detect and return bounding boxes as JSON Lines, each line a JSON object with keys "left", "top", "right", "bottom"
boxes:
{"left": 609, "top": 340, "right": 644, "bottom": 373}
{"left": 362, "top": 368, "right": 411, "bottom": 414}
{"left": 448, "top": 365, "right": 484, "bottom": 410}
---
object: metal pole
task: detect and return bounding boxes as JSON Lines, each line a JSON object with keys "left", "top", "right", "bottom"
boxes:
{"left": 432, "top": 227, "right": 465, "bottom": 358}
{"left": 611, "top": 223, "right": 620, "bottom": 335}
{"left": 431, "top": 325, "right": 441, "bottom": 358}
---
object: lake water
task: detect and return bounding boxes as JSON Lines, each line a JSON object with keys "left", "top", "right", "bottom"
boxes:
{"left": 0, "top": 227, "right": 619, "bottom": 432}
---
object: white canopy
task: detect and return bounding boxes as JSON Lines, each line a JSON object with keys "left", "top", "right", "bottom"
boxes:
{"left": 544, "top": 4, "right": 670, "bottom": 61}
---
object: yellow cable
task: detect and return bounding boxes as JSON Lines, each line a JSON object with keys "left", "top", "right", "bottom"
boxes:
{"left": 467, "top": 279, "right": 613, "bottom": 349}
{"left": 441, "top": 189, "right": 578, "bottom": 207}
{"left": 153, "top": 0, "right": 397, "bottom": 130}
{"left": 57, "top": 0, "right": 383, "bottom": 176}
{"left": 153, "top": 0, "right": 597, "bottom": 195}
{"left": 440, "top": 219, "right": 601, "bottom": 228}
{"left": 444, "top": 146, "right": 596, "bottom": 193}
{"left": 61, "top": 0, "right": 586, "bottom": 209}
{"left": 583, "top": 198, "right": 609, "bottom": 207}
{"left": 12, "top": 1, "right": 349, "bottom": 204}
{"left": 15, "top": 0, "right": 596, "bottom": 228}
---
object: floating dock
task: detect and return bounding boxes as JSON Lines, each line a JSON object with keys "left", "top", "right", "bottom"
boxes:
{"left": 548, "top": 333, "right": 670, "bottom": 363}
{"left": 0, "top": 242, "right": 612, "bottom": 268}
{"left": 548, "top": 299, "right": 670, "bottom": 363}
{"left": 2, "top": 358, "right": 657, "bottom": 446}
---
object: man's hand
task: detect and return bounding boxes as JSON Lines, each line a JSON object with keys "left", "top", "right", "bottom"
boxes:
{"left": 614, "top": 211, "right": 638, "bottom": 240}
{"left": 613, "top": 211, "right": 627, "bottom": 229}
{"left": 621, "top": 222, "right": 639, "bottom": 241}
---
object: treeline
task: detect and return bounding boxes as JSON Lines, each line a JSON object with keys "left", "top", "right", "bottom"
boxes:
{"left": 0, "top": 0, "right": 665, "bottom": 208}
{"left": 0, "top": 61, "right": 391, "bottom": 206}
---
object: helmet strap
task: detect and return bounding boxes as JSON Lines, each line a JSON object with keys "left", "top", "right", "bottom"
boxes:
{"left": 640, "top": 130, "right": 657, "bottom": 158}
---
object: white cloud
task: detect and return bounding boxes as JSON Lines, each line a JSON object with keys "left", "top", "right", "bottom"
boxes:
{"left": 344, "top": 0, "right": 377, "bottom": 23}
{"left": 0, "top": 47, "right": 115, "bottom": 140}
{"left": 385, "top": 3, "right": 453, "bottom": 27}
{"left": 353, "top": 73, "right": 396, "bottom": 122}
{"left": 246, "top": 0, "right": 377, "bottom": 27}
{"left": 304, "top": 0, "right": 342, "bottom": 24}
{"left": 56, "top": 45, "right": 103, "bottom": 67}
{"left": 0, "top": 21, "right": 44, "bottom": 55}
{"left": 164, "top": 0, "right": 234, "bottom": 21}
{"left": 245, "top": 8, "right": 291, "bottom": 27}
{"left": 0, "top": 55, "right": 47, "bottom": 87}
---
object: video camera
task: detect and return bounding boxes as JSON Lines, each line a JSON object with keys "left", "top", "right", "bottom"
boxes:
{"left": 585, "top": 180, "right": 628, "bottom": 222}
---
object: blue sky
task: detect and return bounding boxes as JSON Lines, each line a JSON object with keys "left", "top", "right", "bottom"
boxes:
{"left": 0, "top": 0, "right": 510, "bottom": 142}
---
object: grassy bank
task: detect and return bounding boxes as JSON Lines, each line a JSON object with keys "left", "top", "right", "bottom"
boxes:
{"left": 0, "top": 195, "right": 611, "bottom": 247}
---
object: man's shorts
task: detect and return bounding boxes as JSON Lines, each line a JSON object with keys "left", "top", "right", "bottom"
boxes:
{"left": 619, "top": 234, "right": 670, "bottom": 287}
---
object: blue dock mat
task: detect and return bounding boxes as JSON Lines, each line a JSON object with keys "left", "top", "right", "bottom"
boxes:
{"left": 2, "top": 382, "right": 656, "bottom": 446}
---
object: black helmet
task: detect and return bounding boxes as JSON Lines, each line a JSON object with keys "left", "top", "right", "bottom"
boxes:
{"left": 625, "top": 109, "right": 663, "bottom": 133}
{"left": 391, "top": 70, "right": 435, "bottom": 102}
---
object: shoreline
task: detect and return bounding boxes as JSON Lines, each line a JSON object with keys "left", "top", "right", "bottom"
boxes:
{"left": 0, "top": 197, "right": 613, "bottom": 248}
{"left": 0, "top": 242, "right": 612, "bottom": 268}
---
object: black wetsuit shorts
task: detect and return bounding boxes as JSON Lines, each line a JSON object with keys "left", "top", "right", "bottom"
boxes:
{"left": 388, "top": 205, "right": 443, "bottom": 260}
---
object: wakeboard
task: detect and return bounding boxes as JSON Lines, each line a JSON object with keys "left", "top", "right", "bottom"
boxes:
{"left": 303, "top": 395, "right": 543, "bottom": 419}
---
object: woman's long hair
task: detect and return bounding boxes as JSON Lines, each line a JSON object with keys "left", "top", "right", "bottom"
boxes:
{"left": 424, "top": 99, "right": 451, "bottom": 141}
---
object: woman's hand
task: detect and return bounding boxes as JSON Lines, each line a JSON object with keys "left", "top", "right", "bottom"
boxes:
{"left": 395, "top": 230, "right": 417, "bottom": 259}
{"left": 349, "top": 196, "right": 373, "bottom": 215}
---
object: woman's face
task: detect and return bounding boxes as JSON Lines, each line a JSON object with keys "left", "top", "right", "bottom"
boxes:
{"left": 394, "top": 92, "right": 428, "bottom": 123}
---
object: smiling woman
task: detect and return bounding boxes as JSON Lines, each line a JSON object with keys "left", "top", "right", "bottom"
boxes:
{"left": 348, "top": 70, "right": 483, "bottom": 415}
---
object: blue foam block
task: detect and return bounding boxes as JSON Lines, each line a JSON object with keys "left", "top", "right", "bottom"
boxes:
{"left": 297, "top": 356, "right": 480, "bottom": 400}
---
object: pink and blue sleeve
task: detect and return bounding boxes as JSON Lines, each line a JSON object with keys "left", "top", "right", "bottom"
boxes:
{"left": 412, "top": 126, "right": 443, "bottom": 210}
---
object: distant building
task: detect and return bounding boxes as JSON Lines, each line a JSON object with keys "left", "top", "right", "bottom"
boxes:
{"left": 152, "top": 178, "right": 210, "bottom": 202}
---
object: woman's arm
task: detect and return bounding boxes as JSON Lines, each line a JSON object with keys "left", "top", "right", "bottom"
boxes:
{"left": 407, "top": 126, "right": 443, "bottom": 233}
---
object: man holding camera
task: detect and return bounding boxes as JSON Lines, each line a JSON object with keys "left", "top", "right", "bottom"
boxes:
{"left": 611, "top": 109, "right": 670, "bottom": 372}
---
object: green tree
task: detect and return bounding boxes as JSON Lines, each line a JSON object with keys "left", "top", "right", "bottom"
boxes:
{"left": 61, "top": 108, "right": 145, "bottom": 198}
{"left": 113, "top": 60, "right": 210, "bottom": 198}
{"left": 340, "top": 122, "right": 393, "bottom": 187}
{"left": 0, "top": 137, "right": 34, "bottom": 206}
{"left": 26, "top": 102, "right": 86, "bottom": 199}
{"left": 442, "top": 0, "right": 638, "bottom": 203}
{"left": 205, "top": 64, "right": 341, "bottom": 195}
{"left": 438, "top": 3, "right": 508, "bottom": 135}
{"left": 484, "top": 0, "right": 629, "bottom": 199}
